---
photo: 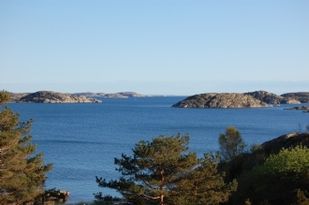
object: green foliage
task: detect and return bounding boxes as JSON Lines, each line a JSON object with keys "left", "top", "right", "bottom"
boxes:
{"left": 0, "top": 91, "right": 10, "bottom": 104}
{"left": 250, "top": 144, "right": 261, "bottom": 153}
{"left": 97, "top": 135, "right": 236, "bottom": 205}
{"left": 219, "top": 127, "right": 245, "bottom": 161}
{"left": 262, "top": 146, "right": 309, "bottom": 175}
{"left": 232, "top": 146, "right": 309, "bottom": 205}
{"left": 0, "top": 91, "right": 52, "bottom": 205}
{"left": 93, "top": 192, "right": 122, "bottom": 205}
{"left": 172, "top": 153, "right": 237, "bottom": 205}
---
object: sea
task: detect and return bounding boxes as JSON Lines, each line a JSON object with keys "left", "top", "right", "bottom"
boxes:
{"left": 8, "top": 97, "right": 309, "bottom": 203}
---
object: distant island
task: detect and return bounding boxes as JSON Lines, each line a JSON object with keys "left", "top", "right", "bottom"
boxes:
{"left": 73, "top": 91, "right": 145, "bottom": 99}
{"left": 8, "top": 90, "right": 309, "bottom": 106}
{"left": 8, "top": 91, "right": 151, "bottom": 103}
{"left": 10, "top": 91, "right": 101, "bottom": 104}
{"left": 173, "top": 91, "right": 309, "bottom": 108}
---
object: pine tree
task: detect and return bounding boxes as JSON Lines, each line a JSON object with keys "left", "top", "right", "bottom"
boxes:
{"left": 219, "top": 127, "right": 245, "bottom": 161}
{"left": 96, "top": 135, "right": 236, "bottom": 205}
{"left": 172, "top": 153, "right": 237, "bottom": 205}
{"left": 0, "top": 91, "right": 52, "bottom": 205}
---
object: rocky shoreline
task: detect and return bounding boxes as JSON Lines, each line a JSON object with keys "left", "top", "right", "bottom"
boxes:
{"left": 286, "top": 106, "right": 309, "bottom": 113}
{"left": 173, "top": 91, "right": 309, "bottom": 109}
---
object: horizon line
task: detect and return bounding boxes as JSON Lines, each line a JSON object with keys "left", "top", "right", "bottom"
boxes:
{"left": 3, "top": 89, "right": 308, "bottom": 97}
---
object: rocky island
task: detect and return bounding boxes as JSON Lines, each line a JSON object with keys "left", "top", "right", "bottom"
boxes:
{"left": 16, "top": 91, "right": 101, "bottom": 103}
{"left": 173, "top": 91, "right": 309, "bottom": 109}
{"left": 9, "top": 91, "right": 148, "bottom": 103}
{"left": 74, "top": 91, "right": 145, "bottom": 99}
{"left": 172, "top": 93, "right": 266, "bottom": 108}
{"left": 281, "top": 92, "right": 309, "bottom": 103}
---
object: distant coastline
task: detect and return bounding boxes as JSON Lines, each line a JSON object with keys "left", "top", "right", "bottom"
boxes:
{"left": 7, "top": 90, "right": 309, "bottom": 106}
{"left": 8, "top": 91, "right": 164, "bottom": 104}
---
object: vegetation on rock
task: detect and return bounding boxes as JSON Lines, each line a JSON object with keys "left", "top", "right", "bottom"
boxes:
{"left": 232, "top": 146, "right": 309, "bottom": 205}
{"left": 221, "top": 132, "right": 309, "bottom": 205}
{"left": 96, "top": 135, "right": 236, "bottom": 205}
{"left": 94, "top": 130, "right": 309, "bottom": 205}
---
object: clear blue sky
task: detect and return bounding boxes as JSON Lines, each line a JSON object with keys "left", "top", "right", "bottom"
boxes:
{"left": 1, "top": 0, "right": 308, "bottom": 95}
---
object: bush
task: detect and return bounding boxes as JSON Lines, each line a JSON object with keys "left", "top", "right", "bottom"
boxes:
{"left": 262, "top": 146, "right": 309, "bottom": 175}
{"left": 232, "top": 146, "right": 309, "bottom": 205}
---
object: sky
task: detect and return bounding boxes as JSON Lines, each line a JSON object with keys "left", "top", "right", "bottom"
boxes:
{"left": 0, "top": 0, "right": 308, "bottom": 95}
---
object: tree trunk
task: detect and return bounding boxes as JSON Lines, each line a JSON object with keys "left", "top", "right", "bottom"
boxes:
{"left": 160, "top": 194, "right": 164, "bottom": 205}
{"left": 160, "top": 169, "right": 164, "bottom": 205}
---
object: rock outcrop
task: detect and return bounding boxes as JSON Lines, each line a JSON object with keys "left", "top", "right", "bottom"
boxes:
{"left": 245, "top": 90, "right": 283, "bottom": 105}
{"left": 280, "top": 98, "right": 301, "bottom": 104}
{"left": 43, "top": 189, "right": 70, "bottom": 203}
{"left": 286, "top": 106, "right": 309, "bottom": 113}
{"left": 223, "top": 132, "right": 309, "bottom": 180}
{"left": 9, "top": 92, "right": 28, "bottom": 102}
{"left": 260, "top": 132, "right": 309, "bottom": 154}
{"left": 172, "top": 93, "right": 266, "bottom": 108}
{"left": 19, "top": 91, "right": 101, "bottom": 103}
{"left": 281, "top": 92, "right": 309, "bottom": 103}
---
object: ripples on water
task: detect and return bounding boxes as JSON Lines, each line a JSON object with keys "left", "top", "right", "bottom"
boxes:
{"left": 9, "top": 97, "right": 309, "bottom": 203}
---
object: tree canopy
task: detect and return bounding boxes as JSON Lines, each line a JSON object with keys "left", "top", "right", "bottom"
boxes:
{"left": 0, "top": 91, "right": 52, "bottom": 205}
{"left": 218, "top": 127, "right": 245, "bottom": 161}
{"left": 232, "top": 146, "right": 309, "bottom": 205}
{"left": 262, "top": 145, "right": 309, "bottom": 175}
{"left": 96, "top": 135, "right": 236, "bottom": 205}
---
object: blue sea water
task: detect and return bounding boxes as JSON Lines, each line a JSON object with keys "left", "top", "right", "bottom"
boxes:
{"left": 8, "top": 97, "right": 309, "bottom": 203}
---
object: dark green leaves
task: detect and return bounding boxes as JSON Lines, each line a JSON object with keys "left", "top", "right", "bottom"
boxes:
{"left": 97, "top": 134, "right": 235, "bottom": 205}
{"left": 0, "top": 91, "right": 51, "bottom": 205}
